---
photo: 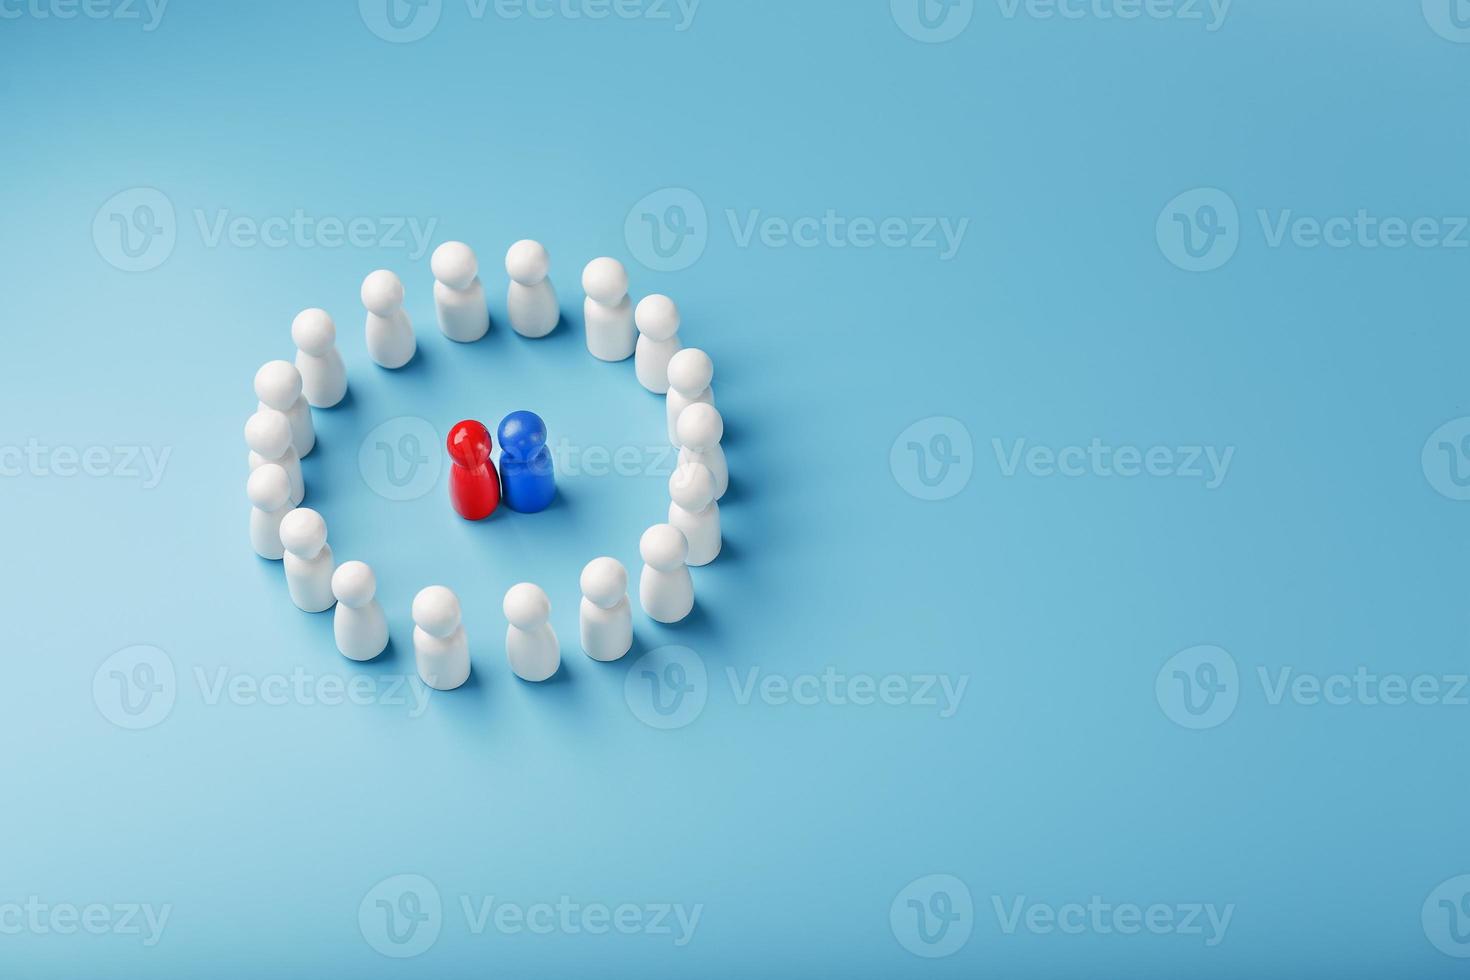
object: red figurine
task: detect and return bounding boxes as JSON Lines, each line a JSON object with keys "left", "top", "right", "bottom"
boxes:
{"left": 447, "top": 419, "right": 500, "bottom": 520}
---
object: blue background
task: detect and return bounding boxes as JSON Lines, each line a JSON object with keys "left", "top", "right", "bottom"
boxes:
{"left": 3, "top": 0, "right": 1468, "bottom": 975}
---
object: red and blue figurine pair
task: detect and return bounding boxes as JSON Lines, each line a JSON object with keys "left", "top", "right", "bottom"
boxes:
{"left": 446, "top": 411, "right": 555, "bottom": 520}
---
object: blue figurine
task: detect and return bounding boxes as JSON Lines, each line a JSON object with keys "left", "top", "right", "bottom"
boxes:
{"left": 497, "top": 411, "right": 557, "bottom": 513}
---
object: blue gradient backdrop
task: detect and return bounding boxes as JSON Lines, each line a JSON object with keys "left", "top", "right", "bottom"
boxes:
{"left": 2, "top": 1, "right": 1468, "bottom": 976}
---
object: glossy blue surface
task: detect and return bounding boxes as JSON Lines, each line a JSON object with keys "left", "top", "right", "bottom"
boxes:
{"left": 2, "top": 1, "right": 1468, "bottom": 976}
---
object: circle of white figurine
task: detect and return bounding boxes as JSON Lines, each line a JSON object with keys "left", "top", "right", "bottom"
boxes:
{"left": 676, "top": 402, "right": 728, "bottom": 501}
{"left": 245, "top": 409, "right": 304, "bottom": 506}
{"left": 245, "top": 238, "right": 729, "bottom": 700}
{"left": 579, "top": 557, "right": 632, "bottom": 662}
{"left": 247, "top": 464, "right": 293, "bottom": 560}
{"left": 361, "top": 269, "right": 416, "bottom": 369}
{"left": 582, "top": 257, "right": 635, "bottom": 362}
{"left": 332, "top": 561, "right": 389, "bottom": 662}
{"left": 638, "top": 523, "right": 695, "bottom": 625}
{"left": 633, "top": 294, "right": 682, "bottom": 394}
{"left": 278, "top": 508, "right": 335, "bottom": 614}
{"left": 665, "top": 347, "right": 714, "bottom": 446}
{"left": 291, "top": 308, "right": 347, "bottom": 408}
{"left": 504, "top": 583, "right": 560, "bottom": 682}
{"left": 669, "top": 461, "right": 721, "bottom": 567}
{"left": 431, "top": 241, "right": 489, "bottom": 343}
{"left": 505, "top": 239, "right": 559, "bottom": 339}
{"left": 254, "top": 360, "right": 315, "bottom": 457}
{"left": 412, "top": 585, "right": 472, "bottom": 691}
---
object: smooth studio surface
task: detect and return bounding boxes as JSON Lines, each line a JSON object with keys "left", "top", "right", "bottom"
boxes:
{"left": 3, "top": 2, "right": 1469, "bottom": 977}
